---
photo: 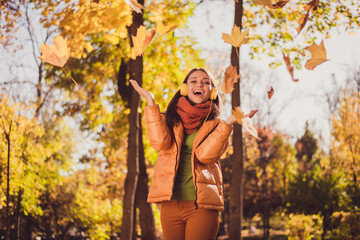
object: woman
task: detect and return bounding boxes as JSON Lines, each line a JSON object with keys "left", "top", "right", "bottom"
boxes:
{"left": 130, "top": 68, "right": 236, "bottom": 240}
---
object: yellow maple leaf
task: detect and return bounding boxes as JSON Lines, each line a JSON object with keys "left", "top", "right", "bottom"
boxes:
{"left": 304, "top": 40, "right": 328, "bottom": 70}
{"left": 132, "top": 26, "right": 156, "bottom": 57}
{"left": 156, "top": 21, "right": 179, "bottom": 36}
{"left": 221, "top": 65, "right": 240, "bottom": 94}
{"left": 222, "top": 26, "right": 249, "bottom": 48}
{"left": 232, "top": 106, "right": 245, "bottom": 125}
{"left": 38, "top": 35, "right": 69, "bottom": 68}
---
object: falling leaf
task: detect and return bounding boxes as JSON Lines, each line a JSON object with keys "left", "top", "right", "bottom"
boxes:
{"left": 38, "top": 35, "right": 69, "bottom": 68}
{"left": 254, "top": 0, "right": 290, "bottom": 9}
{"left": 232, "top": 106, "right": 245, "bottom": 124}
{"left": 124, "top": 0, "right": 144, "bottom": 13}
{"left": 282, "top": 51, "right": 299, "bottom": 82}
{"left": 221, "top": 65, "right": 240, "bottom": 94}
{"left": 222, "top": 26, "right": 249, "bottom": 48}
{"left": 304, "top": 40, "right": 328, "bottom": 70}
{"left": 245, "top": 110, "right": 258, "bottom": 118}
{"left": 304, "top": 0, "right": 319, "bottom": 12}
{"left": 297, "top": 0, "right": 319, "bottom": 34}
{"left": 296, "top": 11, "right": 310, "bottom": 34}
{"left": 267, "top": 86, "right": 274, "bottom": 99}
{"left": 242, "top": 117, "right": 260, "bottom": 139}
{"left": 132, "top": 26, "right": 156, "bottom": 57}
{"left": 156, "top": 21, "right": 179, "bottom": 36}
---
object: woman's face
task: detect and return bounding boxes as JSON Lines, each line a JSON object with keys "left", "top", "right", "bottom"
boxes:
{"left": 186, "top": 70, "right": 212, "bottom": 105}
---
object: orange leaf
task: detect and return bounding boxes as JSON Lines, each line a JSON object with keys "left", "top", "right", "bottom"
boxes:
{"left": 38, "top": 35, "right": 69, "bottom": 68}
{"left": 267, "top": 86, "right": 274, "bottom": 99}
{"left": 232, "top": 106, "right": 245, "bottom": 125}
{"left": 221, "top": 65, "right": 240, "bottom": 94}
{"left": 156, "top": 21, "right": 179, "bottom": 36}
{"left": 304, "top": 40, "right": 328, "bottom": 70}
{"left": 124, "top": 0, "right": 144, "bottom": 13}
{"left": 245, "top": 110, "right": 258, "bottom": 118}
{"left": 254, "top": 0, "right": 290, "bottom": 9}
{"left": 304, "top": 0, "right": 319, "bottom": 12}
{"left": 242, "top": 117, "right": 260, "bottom": 139}
{"left": 296, "top": 11, "right": 310, "bottom": 34}
{"left": 282, "top": 51, "right": 299, "bottom": 82}
{"left": 222, "top": 26, "right": 249, "bottom": 48}
{"left": 132, "top": 26, "right": 156, "bottom": 57}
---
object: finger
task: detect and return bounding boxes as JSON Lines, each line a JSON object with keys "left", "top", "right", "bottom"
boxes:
{"left": 129, "top": 79, "right": 140, "bottom": 89}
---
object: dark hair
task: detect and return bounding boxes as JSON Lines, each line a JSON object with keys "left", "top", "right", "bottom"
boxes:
{"left": 165, "top": 68, "right": 222, "bottom": 142}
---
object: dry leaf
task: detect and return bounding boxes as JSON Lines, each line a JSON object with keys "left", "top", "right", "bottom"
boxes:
{"left": 245, "top": 110, "right": 258, "bottom": 118}
{"left": 267, "top": 86, "right": 274, "bottom": 99}
{"left": 304, "top": 0, "right": 319, "bottom": 12}
{"left": 296, "top": 11, "right": 310, "bottom": 34}
{"left": 132, "top": 26, "right": 156, "bottom": 57}
{"left": 156, "top": 21, "right": 179, "bottom": 36}
{"left": 38, "top": 35, "right": 69, "bottom": 68}
{"left": 232, "top": 106, "right": 245, "bottom": 125}
{"left": 91, "top": 0, "right": 100, "bottom": 3}
{"left": 304, "top": 40, "right": 328, "bottom": 70}
{"left": 282, "top": 51, "right": 299, "bottom": 82}
{"left": 124, "top": 0, "right": 144, "bottom": 13}
{"left": 254, "top": 0, "right": 290, "bottom": 9}
{"left": 222, "top": 26, "right": 249, "bottom": 47}
{"left": 221, "top": 65, "right": 240, "bottom": 94}
{"left": 242, "top": 117, "right": 260, "bottom": 139}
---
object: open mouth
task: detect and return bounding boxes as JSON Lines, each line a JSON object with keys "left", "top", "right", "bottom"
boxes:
{"left": 193, "top": 90, "right": 203, "bottom": 96}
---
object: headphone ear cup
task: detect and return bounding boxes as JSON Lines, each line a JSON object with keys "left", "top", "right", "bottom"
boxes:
{"left": 180, "top": 83, "right": 188, "bottom": 96}
{"left": 210, "top": 88, "right": 218, "bottom": 100}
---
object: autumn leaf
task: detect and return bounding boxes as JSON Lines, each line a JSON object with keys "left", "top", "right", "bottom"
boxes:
{"left": 282, "top": 51, "right": 299, "bottom": 82}
{"left": 304, "top": 40, "right": 328, "bottom": 70}
{"left": 232, "top": 106, "right": 245, "bottom": 124}
{"left": 222, "top": 26, "right": 249, "bottom": 48}
{"left": 132, "top": 25, "right": 156, "bottom": 57}
{"left": 267, "top": 86, "right": 274, "bottom": 99}
{"left": 246, "top": 110, "right": 258, "bottom": 118}
{"left": 91, "top": 0, "right": 100, "bottom": 3}
{"left": 254, "top": 0, "right": 290, "bottom": 9}
{"left": 124, "top": 0, "right": 144, "bottom": 13}
{"left": 156, "top": 21, "right": 179, "bottom": 36}
{"left": 38, "top": 35, "right": 69, "bottom": 68}
{"left": 296, "top": 11, "right": 310, "bottom": 34}
{"left": 221, "top": 65, "right": 240, "bottom": 94}
{"left": 304, "top": 0, "right": 319, "bottom": 12}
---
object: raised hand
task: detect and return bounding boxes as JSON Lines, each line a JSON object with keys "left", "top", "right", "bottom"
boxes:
{"left": 129, "top": 80, "right": 155, "bottom": 106}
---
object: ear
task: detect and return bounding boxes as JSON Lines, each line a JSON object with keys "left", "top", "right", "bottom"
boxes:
{"left": 180, "top": 83, "right": 188, "bottom": 96}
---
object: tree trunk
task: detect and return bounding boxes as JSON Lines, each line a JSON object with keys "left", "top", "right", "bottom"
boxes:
{"left": 15, "top": 189, "right": 23, "bottom": 240}
{"left": 4, "top": 121, "right": 12, "bottom": 240}
{"left": 121, "top": 3, "right": 144, "bottom": 239}
{"left": 229, "top": 1, "right": 244, "bottom": 239}
{"left": 135, "top": 120, "right": 156, "bottom": 240}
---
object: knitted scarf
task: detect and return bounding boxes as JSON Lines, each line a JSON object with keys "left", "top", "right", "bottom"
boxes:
{"left": 176, "top": 97, "right": 214, "bottom": 134}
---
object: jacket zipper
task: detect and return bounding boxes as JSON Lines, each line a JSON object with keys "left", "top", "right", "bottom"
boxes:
{"left": 193, "top": 122, "right": 220, "bottom": 209}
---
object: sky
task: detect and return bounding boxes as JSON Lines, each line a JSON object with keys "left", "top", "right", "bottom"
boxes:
{"left": 185, "top": 1, "right": 360, "bottom": 148}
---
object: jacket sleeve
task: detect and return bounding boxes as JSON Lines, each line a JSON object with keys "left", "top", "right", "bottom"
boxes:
{"left": 195, "top": 121, "right": 233, "bottom": 164}
{"left": 144, "top": 104, "right": 172, "bottom": 151}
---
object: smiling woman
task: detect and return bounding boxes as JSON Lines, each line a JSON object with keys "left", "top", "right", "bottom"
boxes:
{"left": 130, "top": 68, "right": 236, "bottom": 240}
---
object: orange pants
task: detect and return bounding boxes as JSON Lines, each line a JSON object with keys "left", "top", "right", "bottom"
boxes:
{"left": 160, "top": 200, "right": 219, "bottom": 240}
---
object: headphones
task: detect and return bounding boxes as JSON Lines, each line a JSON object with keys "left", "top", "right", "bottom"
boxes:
{"left": 180, "top": 83, "right": 218, "bottom": 100}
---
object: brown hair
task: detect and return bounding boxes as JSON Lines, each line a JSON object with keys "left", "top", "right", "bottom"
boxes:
{"left": 165, "top": 68, "right": 222, "bottom": 142}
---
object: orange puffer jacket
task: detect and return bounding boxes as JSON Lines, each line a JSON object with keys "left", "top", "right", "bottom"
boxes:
{"left": 144, "top": 104, "right": 233, "bottom": 211}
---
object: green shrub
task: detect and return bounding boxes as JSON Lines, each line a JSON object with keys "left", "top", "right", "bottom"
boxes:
{"left": 286, "top": 214, "right": 322, "bottom": 240}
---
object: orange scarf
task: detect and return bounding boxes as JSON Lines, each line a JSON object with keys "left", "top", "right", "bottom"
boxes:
{"left": 176, "top": 97, "right": 213, "bottom": 134}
